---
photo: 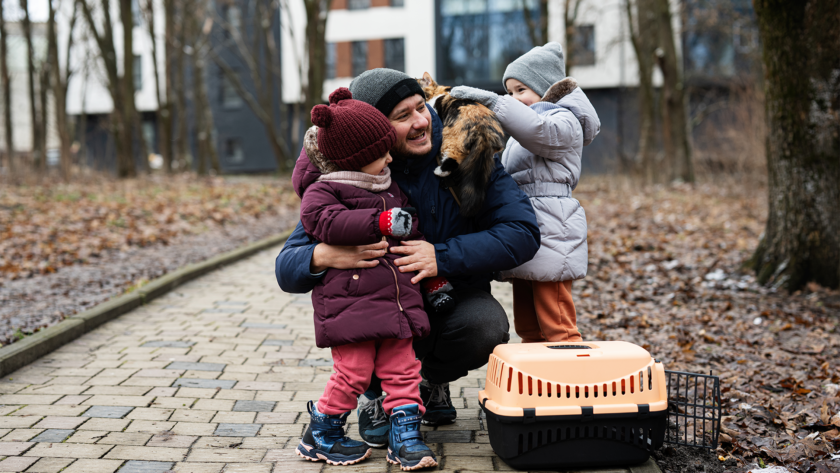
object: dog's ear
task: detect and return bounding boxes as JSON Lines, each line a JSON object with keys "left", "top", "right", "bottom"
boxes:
{"left": 419, "top": 72, "right": 436, "bottom": 88}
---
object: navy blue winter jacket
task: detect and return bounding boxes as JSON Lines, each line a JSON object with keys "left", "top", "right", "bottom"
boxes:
{"left": 275, "top": 104, "right": 540, "bottom": 295}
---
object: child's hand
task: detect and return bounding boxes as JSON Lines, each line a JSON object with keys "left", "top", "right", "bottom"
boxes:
{"left": 450, "top": 86, "right": 500, "bottom": 111}
{"left": 379, "top": 208, "right": 414, "bottom": 238}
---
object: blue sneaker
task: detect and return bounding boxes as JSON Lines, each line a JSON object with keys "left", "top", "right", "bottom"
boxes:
{"left": 296, "top": 401, "right": 372, "bottom": 466}
{"left": 357, "top": 392, "right": 390, "bottom": 447}
{"left": 386, "top": 404, "right": 438, "bottom": 471}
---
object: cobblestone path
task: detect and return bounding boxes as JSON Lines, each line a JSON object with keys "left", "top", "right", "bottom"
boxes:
{"left": 0, "top": 245, "right": 659, "bottom": 473}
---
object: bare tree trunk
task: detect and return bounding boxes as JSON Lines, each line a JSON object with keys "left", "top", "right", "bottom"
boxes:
{"left": 303, "top": 0, "right": 332, "bottom": 126}
{"left": 625, "top": 0, "right": 659, "bottom": 184}
{"left": 174, "top": 0, "right": 188, "bottom": 170}
{"left": 190, "top": 1, "right": 219, "bottom": 174}
{"left": 162, "top": 0, "right": 174, "bottom": 173}
{"left": 120, "top": 0, "right": 138, "bottom": 175}
{"left": 750, "top": 0, "right": 840, "bottom": 291}
{"left": 653, "top": 0, "right": 693, "bottom": 183}
{"left": 78, "top": 0, "right": 136, "bottom": 177}
{"left": 47, "top": 0, "right": 74, "bottom": 181}
{"left": 0, "top": 2, "right": 14, "bottom": 175}
{"left": 20, "top": 0, "right": 43, "bottom": 171}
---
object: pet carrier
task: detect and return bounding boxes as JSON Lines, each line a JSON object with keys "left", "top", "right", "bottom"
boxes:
{"left": 479, "top": 341, "right": 719, "bottom": 470}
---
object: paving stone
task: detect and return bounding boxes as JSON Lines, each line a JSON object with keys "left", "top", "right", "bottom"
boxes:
{"left": 63, "top": 459, "right": 124, "bottom": 473}
{"left": 83, "top": 406, "right": 135, "bottom": 418}
{"left": 425, "top": 430, "right": 473, "bottom": 443}
{"left": 213, "top": 423, "right": 261, "bottom": 437}
{"left": 25, "top": 457, "right": 76, "bottom": 473}
{"left": 166, "top": 362, "right": 226, "bottom": 372}
{"left": 169, "top": 463, "right": 223, "bottom": 473}
{"left": 260, "top": 340, "right": 294, "bottom": 346}
{"left": 98, "top": 432, "right": 153, "bottom": 446}
{"left": 223, "top": 463, "right": 273, "bottom": 473}
{"left": 201, "top": 308, "right": 243, "bottom": 314}
{"left": 32, "top": 428, "right": 75, "bottom": 442}
{"left": 239, "top": 323, "right": 287, "bottom": 329}
{"left": 117, "top": 461, "right": 176, "bottom": 473}
{"left": 298, "top": 359, "right": 333, "bottom": 367}
{"left": 0, "top": 455, "right": 38, "bottom": 471}
{"left": 232, "top": 401, "right": 276, "bottom": 412}
{"left": 0, "top": 441, "right": 34, "bottom": 456}
{"left": 24, "top": 442, "right": 114, "bottom": 458}
{"left": 172, "top": 379, "right": 236, "bottom": 390}
{"left": 147, "top": 434, "right": 197, "bottom": 448}
{"left": 184, "top": 448, "right": 266, "bottom": 463}
{"left": 141, "top": 341, "right": 196, "bottom": 348}
{"left": 216, "top": 301, "right": 249, "bottom": 306}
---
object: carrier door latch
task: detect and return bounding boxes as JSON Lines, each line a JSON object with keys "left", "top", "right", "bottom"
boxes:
{"left": 523, "top": 408, "right": 536, "bottom": 424}
{"left": 581, "top": 406, "right": 594, "bottom": 422}
{"left": 637, "top": 404, "right": 650, "bottom": 420}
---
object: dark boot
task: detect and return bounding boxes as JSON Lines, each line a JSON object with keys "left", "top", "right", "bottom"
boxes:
{"left": 386, "top": 403, "right": 438, "bottom": 471}
{"left": 296, "top": 401, "right": 371, "bottom": 465}
{"left": 420, "top": 380, "right": 457, "bottom": 426}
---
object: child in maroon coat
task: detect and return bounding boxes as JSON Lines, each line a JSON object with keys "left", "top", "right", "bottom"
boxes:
{"left": 294, "top": 88, "right": 447, "bottom": 470}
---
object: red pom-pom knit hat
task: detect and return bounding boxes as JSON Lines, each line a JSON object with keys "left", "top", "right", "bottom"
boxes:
{"left": 310, "top": 88, "right": 397, "bottom": 171}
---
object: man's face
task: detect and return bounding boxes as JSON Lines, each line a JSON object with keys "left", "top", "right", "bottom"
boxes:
{"left": 387, "top": 94, "right": 432, "bottom": 160}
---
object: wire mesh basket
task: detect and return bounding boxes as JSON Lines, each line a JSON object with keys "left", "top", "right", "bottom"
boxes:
{"left": 664, "top": 370, "right": 722, "bottom": 449}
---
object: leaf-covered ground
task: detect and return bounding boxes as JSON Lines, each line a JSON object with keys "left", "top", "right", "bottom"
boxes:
{"left": 575, "top": 180, "right": 839, "bottom": 473}
{"left": 0, "top": 175, "right": 300, "bottom": 346}
{"left": 0, "top": 175, "right": 299, "bottom": 283}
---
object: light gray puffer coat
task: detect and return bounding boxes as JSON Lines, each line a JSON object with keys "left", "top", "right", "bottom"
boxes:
{"left": 494, "top": 87, "right": 600, "bottom": 282}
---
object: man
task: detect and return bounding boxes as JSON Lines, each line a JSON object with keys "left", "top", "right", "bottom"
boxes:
{"left": 275, "top": 68, "right": 540, "bottom": 446}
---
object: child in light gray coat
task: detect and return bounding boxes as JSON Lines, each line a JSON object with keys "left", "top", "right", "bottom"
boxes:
{"left": 450, "top": 42, "right": 600, "bottom": 343}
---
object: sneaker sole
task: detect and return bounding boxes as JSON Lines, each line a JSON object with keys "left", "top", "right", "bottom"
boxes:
{"left": 387, "top": 448, "right": 438, "bottom": 471}
{"left": 296, "top": 441, "right": 372, "bottom": 466}
{"left": 363, "top": 440, "right": 387, "bottom": 448}
{"left": 421, "top": 416, "right": 456, "bottom": 426}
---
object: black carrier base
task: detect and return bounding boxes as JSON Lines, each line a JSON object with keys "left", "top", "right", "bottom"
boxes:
{"left": 481, "top": 405, "right": 667, "bottom": 470}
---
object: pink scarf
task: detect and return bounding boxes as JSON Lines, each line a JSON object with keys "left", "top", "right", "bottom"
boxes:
{"left": 317, "top": 167, "right": 392, "bottom": 193}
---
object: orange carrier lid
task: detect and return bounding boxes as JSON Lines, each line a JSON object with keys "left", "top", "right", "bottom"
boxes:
{"left": 478, "top": 341, "right": 667, "bottom": 418}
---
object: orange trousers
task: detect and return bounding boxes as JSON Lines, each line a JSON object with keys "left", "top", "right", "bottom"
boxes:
{"left": 511, "top": 279, "right": 582, "bottom": 343}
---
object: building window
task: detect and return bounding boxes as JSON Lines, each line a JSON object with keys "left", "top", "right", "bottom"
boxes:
{"left": 326, "top": 43, "right": 337, "bottom": 79}
{"left": 571, "top": 24, "right": 595, "bottom": 67}
{"left": 384, "top": 38, "right": 405, "bottom": 72}
{"left": 438, "top": 0, "right": 540, "bottom": 85}
{"left": 390, "top": 0, "right": 404, "bottom": 6}
{"left": 348, "top": 0, "right": 370, "bottom": 10}
{"left": 352, "top": 41, "right": 368, "bottom": 77}
{"left": 224, "top": 138, "right": 244, "bottom": 165}
{"left": 220, "top": 73, "right": 243, "bottom": 109}
{"left": 133, "top": 55, "right": 142, "bottom": 91}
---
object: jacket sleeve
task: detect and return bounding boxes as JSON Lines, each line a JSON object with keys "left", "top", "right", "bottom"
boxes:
{"left": 275, "top": 221, "right": 322, "bottom": 294}
{"left": 434, "top": 159, "right": 540, "bottom": 277}
{"left": 300, "top": 183, "right": 382, "bottom": 246}
{"left": 493, "top": 95, "right": 582, "bottom": 164}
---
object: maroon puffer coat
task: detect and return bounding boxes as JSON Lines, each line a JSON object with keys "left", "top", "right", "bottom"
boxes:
{"left": 292, "top": 149, "right": 430, "bottom": 349}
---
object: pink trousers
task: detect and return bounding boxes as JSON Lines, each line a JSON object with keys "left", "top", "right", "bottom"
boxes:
{"left": 317, "top": 338, "right": 425, "bottom": 416}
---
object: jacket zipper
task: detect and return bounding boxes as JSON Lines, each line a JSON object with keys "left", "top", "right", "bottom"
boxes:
{"left": 380, "top": 195, "right": 404, "bottom": 312}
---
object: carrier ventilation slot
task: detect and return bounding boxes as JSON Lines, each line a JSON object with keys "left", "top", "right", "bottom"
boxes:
{"left": 515, "top": 424, "right": 657, "bottom": 455}
{"left": 501, "top": 365, "right": 658, "bottom": 402}
{"left": 664, "top": 370, "right": 722, "bottom": 450}
{"left": 547, "top": 345, "right": 592, "bottom": 349}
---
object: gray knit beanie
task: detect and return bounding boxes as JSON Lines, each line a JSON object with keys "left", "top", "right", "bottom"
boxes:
{"left": 349, "top": 68, "right": 425, "bottom": 117}
{"left": 502, "top": 42, "right": 566, "bottom": 98}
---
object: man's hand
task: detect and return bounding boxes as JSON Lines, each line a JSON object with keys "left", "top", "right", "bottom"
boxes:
{"left": 310, "top": 241, "right": 388, "bottom": 273}
{"left": 391, "top": 240, "right": 438, "bottom": 284}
